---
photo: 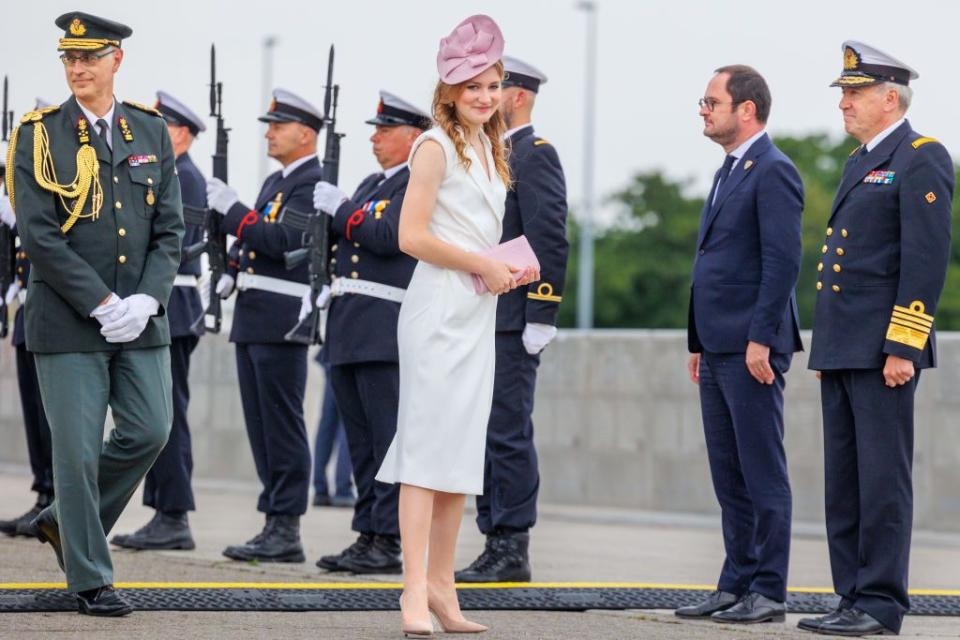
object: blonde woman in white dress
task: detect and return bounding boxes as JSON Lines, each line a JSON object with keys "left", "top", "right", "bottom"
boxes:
{"left": 375, "top": 14, "right": 539, "bottom": 638}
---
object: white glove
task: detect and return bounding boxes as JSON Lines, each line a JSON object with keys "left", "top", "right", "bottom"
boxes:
{"left": 4, "top": 281, "right": 20, "bottom": 306}
{"left": 0, "top": 195, "right": 15, "bottom": 229}
{"left": 206, "top": 177, "right": 240, "bottom": 214}
{"left": 298, "top": 285, "right": 332, "bottom": 321}
{"left": 522, "top": 322, "right": 558, "bottom": 355}
{"left": 99, "top": 294, "right": 159, "bottom": 343}
{"left": 313, "top": 181, "right": 348, "bottom": 216}
{"left": 89, "top": 293, "right": 129, "bottom": 327}
{"left": 215, "top": 273, "right": 235, "bottom": 299}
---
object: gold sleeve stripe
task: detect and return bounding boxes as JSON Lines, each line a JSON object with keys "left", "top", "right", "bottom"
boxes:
{"left": 894, "top": 303, "right": 933, "bottom": 322}
{"left": 528, "top": 283, "right": 562, "bottom": 303}
{"left": 890, "top": 317, "right": 932, "bottom": 334}
{"left": 534, "top": 139, "right": 551, "bottom": 146}
{"left": 886, "top": 324, "right": 929, "bottom": 350}
{"left": 57, "top": 38, "right": 120, "bottom": 50}
{"left": 912, "top": 137, "right": 939, "bottom": 149}
{"left": 892, "top": 311, "right": 932, "bottom": 329}
{"left": 848, "top": 145, "right": 863, "bottom": 157}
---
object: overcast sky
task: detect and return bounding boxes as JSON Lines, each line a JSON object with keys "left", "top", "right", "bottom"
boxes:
{"left": 3, "top": 0, "right": 956, "bottom": 225}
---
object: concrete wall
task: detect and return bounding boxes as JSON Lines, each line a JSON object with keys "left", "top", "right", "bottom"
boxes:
{"left": 2, "top": 328, "right": 958, "bottom": 532}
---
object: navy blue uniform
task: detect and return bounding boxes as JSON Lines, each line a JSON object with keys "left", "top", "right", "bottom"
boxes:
{"left": 140, "top": 151, "right": 205, "bottom": 514}
{"left": 688, "top": 133, "right": 803, "bottom": 602}
{"left": 223, "top": 157, "right": 322, "bottom": 516}
{"left": 326, "top": 168, "right": 416, "bottom": 537}
{"left": 11, "top": 246, "right": 54, "bottom": 498}
{"left": 808, "top": 121, "right": 952, "bottom": 633}
{"left": 477, "top": 126, "right": 568, "bottom": 535}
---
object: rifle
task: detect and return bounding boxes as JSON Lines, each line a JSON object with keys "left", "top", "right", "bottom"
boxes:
{"left": 0, "top": 75, "right": 15, "bottom": 338}
{"left": 182, "top": 44, "right": 229, "bottom": 334}
{"left": 279, "top": 45, "right": 343, "bottom": 345}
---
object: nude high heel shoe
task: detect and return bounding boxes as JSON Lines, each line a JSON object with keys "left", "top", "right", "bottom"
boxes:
{"left": 427, "top": 595, "right": 488, "bottom": 633}
{"left": 400, "top": 594, "right": 434, "bottom": 638}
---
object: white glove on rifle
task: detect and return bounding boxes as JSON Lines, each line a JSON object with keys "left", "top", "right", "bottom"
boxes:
{"left": 522, "top": 322, "right": 558, "bottom": 355}
{"left": 206, "top": 177, "right": 240, "bottom": 214}
{"left": 99, "top": 294, "right": 160, "bottom": 343}
{"left": 313, "top": 181, "right": 348, "bottom": 216}
{"left": 215, "top": 274, "right": 235, "bottom": 299}
{"left": 298, "top": 285, "right": 332, "bottom": 321}
{"left": 4, "top": 282, "right": 20, "bottom": 306}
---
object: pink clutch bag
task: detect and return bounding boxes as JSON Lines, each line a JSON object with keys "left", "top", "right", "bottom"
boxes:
{"left": 471, "top": 235, "right": 540, "bottom": 294}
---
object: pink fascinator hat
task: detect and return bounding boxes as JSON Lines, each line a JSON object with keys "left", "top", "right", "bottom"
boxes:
{"left": 436, "top": 14, "right": 505, "bottom": 85}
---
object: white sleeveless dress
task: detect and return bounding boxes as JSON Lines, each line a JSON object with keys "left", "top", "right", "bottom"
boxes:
{"left": 376, "top": 127, "right": 506, "bottom": 495}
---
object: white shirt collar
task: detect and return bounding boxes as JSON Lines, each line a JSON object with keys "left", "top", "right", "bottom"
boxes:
{"left": 382, "top": 163, "right": 407, "bottom": 181}
{"left": 282, "top": 154, "right": 316, "bottom": 178}
{"left": 504, "top": 123, "right": 533, "bottom": 140}
{"left": 728, "top": 128, "right": 766, "bottom": 162}
{"left": 865, "top": 117, "right": 906, "bottom": 152}
{"left": 77, "top": 98, "right": 116, "bottom": 135}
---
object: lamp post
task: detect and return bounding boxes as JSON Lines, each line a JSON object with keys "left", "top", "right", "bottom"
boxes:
{"left": 576, "top": 0, "right": 597, "bottom": 329}
{"left": 258, "top": 35, "right": 278, "bottom": 183}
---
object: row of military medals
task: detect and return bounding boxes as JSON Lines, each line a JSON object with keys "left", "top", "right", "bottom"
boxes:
{"left": 76, "top": 115, "right": 154, "bottom": 210}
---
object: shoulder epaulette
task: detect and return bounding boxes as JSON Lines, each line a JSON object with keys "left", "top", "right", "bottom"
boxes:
{"left": 533, "top": 138, "right": 551, "bottom": 147}
{"left": 123, "top": 100, "right": 162, "bottom": 117}
{"left": 848, "top": 145, "right": 862, "bottom": 157}
{"left": 912, "top": 136, "right": 939, "bottom": 150}
{"left": 19, "top": 105, "right": 60, "bottom": 123}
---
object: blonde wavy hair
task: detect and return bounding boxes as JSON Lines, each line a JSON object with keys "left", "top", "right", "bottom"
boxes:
{"left": 431, "top": 60, "right": 511, "bottom": 187}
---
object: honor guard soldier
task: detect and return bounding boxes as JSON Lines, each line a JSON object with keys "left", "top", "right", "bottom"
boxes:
{"left": 1, "top": 100, "right": 55, "bottom": 536}
{"left": 800, "top": 42, "right": 953, "bottom": 637}
{"left": 310, "top": 90, "right": 430, "bottom": 574}
{"left": 111, "top": 91, "right": 207, "bottom": 551}
{"left": 456, "top": 56, "right": 569, "bottom": 583}
{"left": 10, "top": 12, "right": 184, "bottom": 616}
{"left": 205, "top": 88, "right": 323, "bottom": 563}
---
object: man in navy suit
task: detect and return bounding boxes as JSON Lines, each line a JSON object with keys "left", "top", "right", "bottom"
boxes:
{"left": 206, "top": 89, "right": 324, "bottom": 563}
{"left": 111, "top": 91, "right": 207, "bottom": 551}
{"left": 309, "top": 90, "right": 429, "bottom": 574}
{"left": 677, "top": 65, "right": 803, "bottom": 625}
{"left": 799, "top": 42, "right": 953, "bottom": 638}
{"left": 456, "top": 56, "right": 569, "bottom": 584}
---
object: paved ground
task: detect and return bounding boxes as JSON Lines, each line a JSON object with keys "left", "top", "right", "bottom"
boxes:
{"left": 1, "top": 470, "right": 958, "bottom": 639}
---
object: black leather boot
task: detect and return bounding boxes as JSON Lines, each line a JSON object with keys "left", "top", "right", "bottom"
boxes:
{"left": 454, "top": 530, "right": 531, "bottom": 582}
{"left": 112, "top": 511, "right": 195, "bottom": 550}
{"left": 316, "top": 532, "right": 374, "bottom": 571}
{"left": 339, "top": 534, "right": 402, "bottom": 574}
{"left": 224, "top": 515, "right": 305, "bottom": 563}
{"left": 222, "top": 516, "right": 273, "bottom": 560}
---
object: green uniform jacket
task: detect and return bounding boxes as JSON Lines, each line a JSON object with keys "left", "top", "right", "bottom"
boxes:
{"left": 12, "top": 95, "right": 184, "bottom": 353}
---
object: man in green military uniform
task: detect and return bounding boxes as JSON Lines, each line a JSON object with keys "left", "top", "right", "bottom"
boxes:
{"left": 7, "top": 12, "right": 184, "bottom": 616}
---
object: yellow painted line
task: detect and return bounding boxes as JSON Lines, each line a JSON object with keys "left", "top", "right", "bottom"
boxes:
{"left": 0, "top": 582, "right": 958, "bottom": 596}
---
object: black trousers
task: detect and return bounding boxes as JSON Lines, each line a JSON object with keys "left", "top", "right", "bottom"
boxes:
{"left": 329, "top": 361, "right": 400, "bottom": 537}
{"left": 475, "top": 331, "right": 541, "bottom": 535}
{"left": 820, "top": 369, "right": 919, "bottom": 634}
{"left": 142, "top": 335, "right": 198, "bottom": 513}
{"left": 15, "top": 345, "right": 54, "bottom": 496}
{"left": 235, "top": 343, "right": 310, "bottom": 516}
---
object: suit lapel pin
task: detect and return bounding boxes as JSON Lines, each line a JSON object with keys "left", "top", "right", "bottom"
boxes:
{"left": 744, "top": 160, "right": 754, "bottom": 170}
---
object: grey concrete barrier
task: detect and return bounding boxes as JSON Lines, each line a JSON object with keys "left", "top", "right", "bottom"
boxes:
{"left": 1, "top": 326, "right": 957, "bottom": 532}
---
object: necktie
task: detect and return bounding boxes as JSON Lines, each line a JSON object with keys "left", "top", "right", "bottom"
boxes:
{"left": 96, "top": 118, "right": 111, "bottom": 151}
{"left": 712, "top": 154, "right": 736, "bottom": 205}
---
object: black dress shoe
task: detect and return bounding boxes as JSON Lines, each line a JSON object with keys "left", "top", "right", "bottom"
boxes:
{"left": 112, "top": 512, "right": 195, "bottom": 550}
{"left": 712, "top": 592, "right": 785, "bottom": 624}
{"left": 76, "top": 585, "right": 133, "bottom": 617}
{"left": 330, "top": 494, "right": 356, "bottom": 508}
{"left": 27, "top": 509, "right": 64, "bottom": 572}
{"left": 223, "top": 515, "right": 305, "bottom": 563}
{"left": 316, "top": 532, "right": 374, "bottom": 571}
{"left": 454, "top": 531, "right": 531, "bottom": 583}
{"left": 674, "top": 590, "right": 739, "bottom": 618}
{"left": 312, "top": 494, "right": 332, "bottom": 507}
{"left": 815, "top": 608, "right": 896, "bottom": 636}
{"left": 798, "top": 603, "right": 851, "bottom": 632}
{"left": 339, "top": 534, "right": 402, "bottom": 574}
{"left": 1, "top": 493, "right": 53, "bottom": 537}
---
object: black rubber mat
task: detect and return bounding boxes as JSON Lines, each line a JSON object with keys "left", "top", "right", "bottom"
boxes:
{"left": 1, "top": 586, "right": 959, "bottom": 614}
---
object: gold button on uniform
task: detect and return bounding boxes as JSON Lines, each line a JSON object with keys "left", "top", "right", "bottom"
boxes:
{"left": 118, "top": 228, "right": 126, "bottom": 237}
{"left": 147, "top": 177, "right": 154, "bottom": 185}
{"left": 17, "top": 266, "right": 23, "bottom": 274}
{"left": 833, "top": 264, "right": 841, "bottom": 273}
{"left": 353, "top": 242, "right": 360, "bottom": 249}
{"left": 841, "top": 229, "right": 848, "bottom": 238}
{"left": 817, "top": 263, "right": 824, "bottom": 272}
{"left": 836, "top": 248, "right": 845, "bottom": 256}
{"left": 821, "top": 245, "right": 828, "bottom": 254}
{"left": 350, "top": 255, "right": 359, "bottom": 264}
{"left": 827, "top": 227, "right": 834, "bottom": 236}
{"left": 832, "top": 284, "right": 841, "bottom": 293}
{"left": 350, "top": 271, "right": 359, "bottom": 279}
{"left": 817, "top": 282, "right": 823, "bottom": 291}
{"left": 115, "top": 201, "right": 122, "bottom": 209}
{"left": 246, "top": 267, "right": 254, "bottom": 274}
{"left": 331, "top": 244, "right": 338, "bottom": 252}
{"left": 118, "top": 255, "right": 127, "bottom": 264}
{"left": 113, "top": 176, "right": 119, "bottom": 184}
{"left": 248, "top": 251, "right": 256, "bottom": 260}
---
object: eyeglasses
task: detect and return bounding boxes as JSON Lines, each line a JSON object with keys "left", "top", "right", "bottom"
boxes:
{"left": 59, "top": 49, "right": 115, "bottom": 67}
{"left": 698, "top": 97, "right": 741, "bottom": 112}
